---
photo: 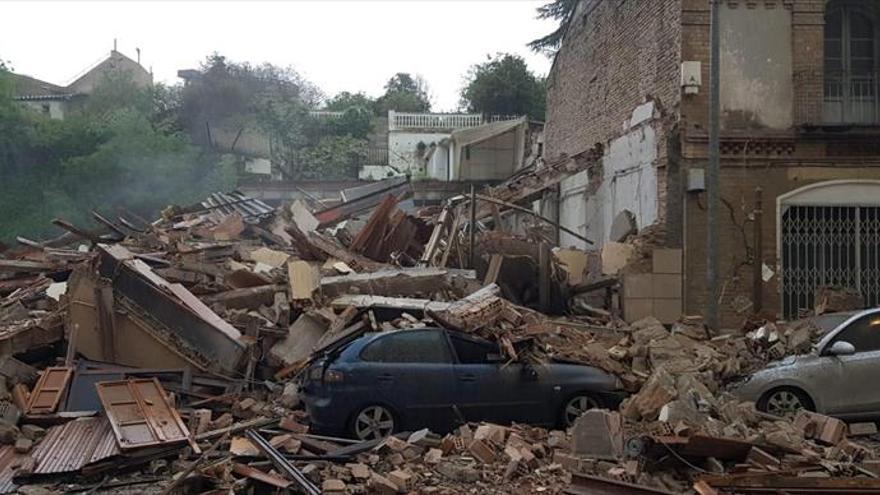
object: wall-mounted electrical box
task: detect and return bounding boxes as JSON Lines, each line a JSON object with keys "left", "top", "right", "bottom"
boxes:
{"left": 681, "top": 61, "right": 702, "bottom": 95}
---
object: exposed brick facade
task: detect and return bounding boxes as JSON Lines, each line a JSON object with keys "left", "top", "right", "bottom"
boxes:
{"left": 547, "top": 0, "right": 880, "bottom": 326}
{"left": 545, "top": 0, "right": 682, "bottom": 160}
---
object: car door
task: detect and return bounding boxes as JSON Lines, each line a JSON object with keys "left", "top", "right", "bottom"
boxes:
{"left": 357, "top": 329, "right": 457, "bottom": 432}
{"left": 448, "top": 332, "right": 546, "bottom": 425}
{"left": 819, "top": 313, "right": 880, "bottom": 415}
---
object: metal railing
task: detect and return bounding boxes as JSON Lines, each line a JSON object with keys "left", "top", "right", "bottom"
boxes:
{"left": 366, "top": 147, "right": 389, "bottom": 165}
{"left": 824, "top": 70, "right": 879, "bottom": 124}
{"left": 308, "top": 110, "right": 345, "bottom": 119}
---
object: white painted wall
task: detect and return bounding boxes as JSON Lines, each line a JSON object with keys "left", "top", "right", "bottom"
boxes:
{"left": 558, "top": 102, "right": 658, "bottom": 249}
{"left": 388, "top": 131, "right": 449, "bottom": 177}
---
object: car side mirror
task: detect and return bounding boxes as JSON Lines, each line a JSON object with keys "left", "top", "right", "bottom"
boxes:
{"left": 827, "top": 341, "right": 856, "bottom": 356}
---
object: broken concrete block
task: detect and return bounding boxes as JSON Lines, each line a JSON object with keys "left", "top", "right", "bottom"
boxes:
{"left": 621, "top": 367, "right": 677, "bottom": 420}
{"left": 424, "top": 448, "right": 443, "bottom": 464}
{"left": 249, "top": 247, "right": 291, "bottom": 268}
{"left": 20, "top": 424, "right": 45, "bottom": 441}
{"left": 367, "top": 473, "right": 398, "bottom": 495}
{"left": 279, "top": 416, "right": 309, "bottom": 433}
{"left": 468, "top": 439, "right": 497, "bottom": 464}
{"left": 348, "top": 463, "right": 371, "bottom": 479}
{"left": 288, "top": 260, "right": 320, "bottom": 301}
{"left": 473, "top": 423, "right": 507, "bottom": 444}
{"left": 280, "top": 382, "right": 300, "bottom": 409}
{"left": 0, "top": 423, "right": 20, "bottom": 445}
{"left": 387, "top": 469, "right": 413, "bottom": 491}
{"left": 817, "top": 417, "right": 847, "bottom": 445}
{"left": 436, "top": 462, "right": 480, "bottom": 482}
{"left": 572, "top": 410, "right": 624, "bottom": 459}
{"left": 849, "top": 422, "right": 878, "bottom": 437}
{"left": 14, "top": 437, "right": 32, "bottom": 453}
{"left": 322, "top": 479, "right": 346, "bottom": 493}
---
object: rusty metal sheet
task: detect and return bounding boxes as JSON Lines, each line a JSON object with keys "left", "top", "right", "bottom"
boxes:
{"left": 652, "top": 434, "right": 755, "bottom": 462}
{"left": 0, "top": 445, "right": 33, "bottom": 494}
{"left": 26, "top": 366, "right": 72, "bottom": 415}
{"left": 700, "top": 473, "right": 880, "bottom": 493}
{"left": 96, "top": 378, "right": 192, "bottom": 450}
{"left": 566, "top": 474, "right": 677, "bottom": 495}
{"left": 29, "top": 416, "right": 119, "bottom": 475}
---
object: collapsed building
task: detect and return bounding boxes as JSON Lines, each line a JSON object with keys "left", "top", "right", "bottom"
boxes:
{"left": 0, "top": 146, "right": 878, "bottom": 493}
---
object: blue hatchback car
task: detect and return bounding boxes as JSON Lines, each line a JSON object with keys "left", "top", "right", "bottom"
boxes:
{"left": 302, "top": 327, "right": 626, "bottom": 440}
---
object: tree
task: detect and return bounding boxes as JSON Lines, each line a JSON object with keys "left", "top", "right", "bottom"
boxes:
{"left": 460, "top": 54, "right": 546, "bottom": 120}
{"left": 0, "top": 65, "right": 235, "bottom": 242}
{"left": 179, "top": 54, "right": 321, "bottom": 148}
{"left": 374, "top": 73, "right": 431, "bottom": 114}
{"left": 324, "top": 91, "right": 375, "bottom": 112}
{"left": 528, "top": 0, "right": 579, "bottom": 56}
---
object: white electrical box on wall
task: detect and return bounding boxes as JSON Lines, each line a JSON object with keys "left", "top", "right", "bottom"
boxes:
{"left": 681, "top": 61, "right": 702, "bottom": 95}
{"left": 688, "top": 168, "right": 706, "bottom": 192}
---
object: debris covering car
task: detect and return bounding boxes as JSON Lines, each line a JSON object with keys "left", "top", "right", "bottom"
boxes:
{"left": 302, "top": 327, "right": 626, "bottom": 439}
{"left": 732, "top": 308, "right": 880, "bottom": 418}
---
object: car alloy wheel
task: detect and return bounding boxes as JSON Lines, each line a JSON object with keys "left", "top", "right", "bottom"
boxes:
{"left": 564, "top": 395, "right": 600, "bottom": 427}
{"left": 765, "top": 389, "right": 806, "bottom": 416}
{"left": 353, "top": 405, "right": 395, "bottom": 441}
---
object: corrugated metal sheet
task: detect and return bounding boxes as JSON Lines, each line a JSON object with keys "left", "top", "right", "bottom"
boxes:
{"left": 29, "top": 417, "right": 119, "bottom": 475}
{"left": 201, "top": 191, "right": 274, "bottom": 224}
{"left": 0, "top": 446, "right": 33, "bottom": 494}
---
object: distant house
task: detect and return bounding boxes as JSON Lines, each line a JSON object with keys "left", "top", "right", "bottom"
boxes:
{"left": 387, "top": 111, "right": 540, "bottom": 181}
{"left": 8, "top": 50, "right": 151, "bottom": 120}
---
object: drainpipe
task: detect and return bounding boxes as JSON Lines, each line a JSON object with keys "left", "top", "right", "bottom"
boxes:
{"left": 707, "top": 0, "right": 721, "bottom": 329}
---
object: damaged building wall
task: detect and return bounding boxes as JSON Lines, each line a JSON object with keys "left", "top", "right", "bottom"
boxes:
{"left": 558, "top": 104, "right": 659, "bottom": 249}
{"left": 679, "top": 0, "right": 880, "bottom": 325}
{"left": 719, "top": 3, "right": 794, "bottom": 130}
{"left": 545, "top": 0, "right": 681, "bottom": 249}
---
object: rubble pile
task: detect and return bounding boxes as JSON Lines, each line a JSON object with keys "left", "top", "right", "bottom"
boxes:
{"left": 0, "top": 163, "right": 877, "bottom": 493}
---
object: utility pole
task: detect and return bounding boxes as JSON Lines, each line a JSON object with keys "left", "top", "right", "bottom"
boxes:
{"left": 707, "top": 0, "right": 721, "bottom": 329}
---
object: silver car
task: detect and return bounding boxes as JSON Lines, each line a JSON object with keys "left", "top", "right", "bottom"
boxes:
{"left": 733, "top": 308, "right": 880, "bottom": 418}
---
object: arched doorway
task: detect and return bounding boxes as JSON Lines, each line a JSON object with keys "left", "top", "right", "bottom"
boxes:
{"left": 777, "top": 180, "right": 880, "bottom": 318}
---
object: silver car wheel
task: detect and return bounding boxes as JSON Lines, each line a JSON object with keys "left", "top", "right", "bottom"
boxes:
{"left": 765, "top": 390, "right": 805, "bottom": 416}
{"left": 564, "top": 395, "right": 600, "bottom": 427}
{"left": 354, "top": 405, "right": 395, "bottom": 441}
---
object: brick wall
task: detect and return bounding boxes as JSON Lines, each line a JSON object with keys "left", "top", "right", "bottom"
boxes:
{"left": 546, "top": 0, "right": 682, "bottom": 160}
{"left": 545, "top": 0, "right": 683, "bottom": 245}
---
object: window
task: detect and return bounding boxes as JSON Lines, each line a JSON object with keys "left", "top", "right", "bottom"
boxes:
{"left": 360, "top": 330, "right": 452, "bottom": 364}
{"left": 449, "top": 335, "right": 500, "bottom": 364}
{"left": 829, "top": 314, "right": 880, "bottom": 353}
{"left": 824, "top": 2, "right": 879, "bottom": 124}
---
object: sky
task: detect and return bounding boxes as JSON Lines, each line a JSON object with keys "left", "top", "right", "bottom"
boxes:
{"left": 1, "top": 1, "right": 556, "bottom": 111}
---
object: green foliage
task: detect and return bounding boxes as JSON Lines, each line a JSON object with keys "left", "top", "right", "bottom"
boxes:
{"left": 324, "top": 91, "right": 376, "bottom": 113}
{"left": 295, "top": 135, "right": 367, "bottom": 180}
{"left": 528, "top": 0, "right": 579, "bottom": 56}
{"left": 461, "top": 53, "right": 546, "bottom": 120}
{"left": 180, "top": 54, "right": 321, "bottom": 144}
{"left": 374, "top": 73, "right": 431, "bottom": 113}
{"left": 0, "top": 67, "right": 235, "bottom": 242}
